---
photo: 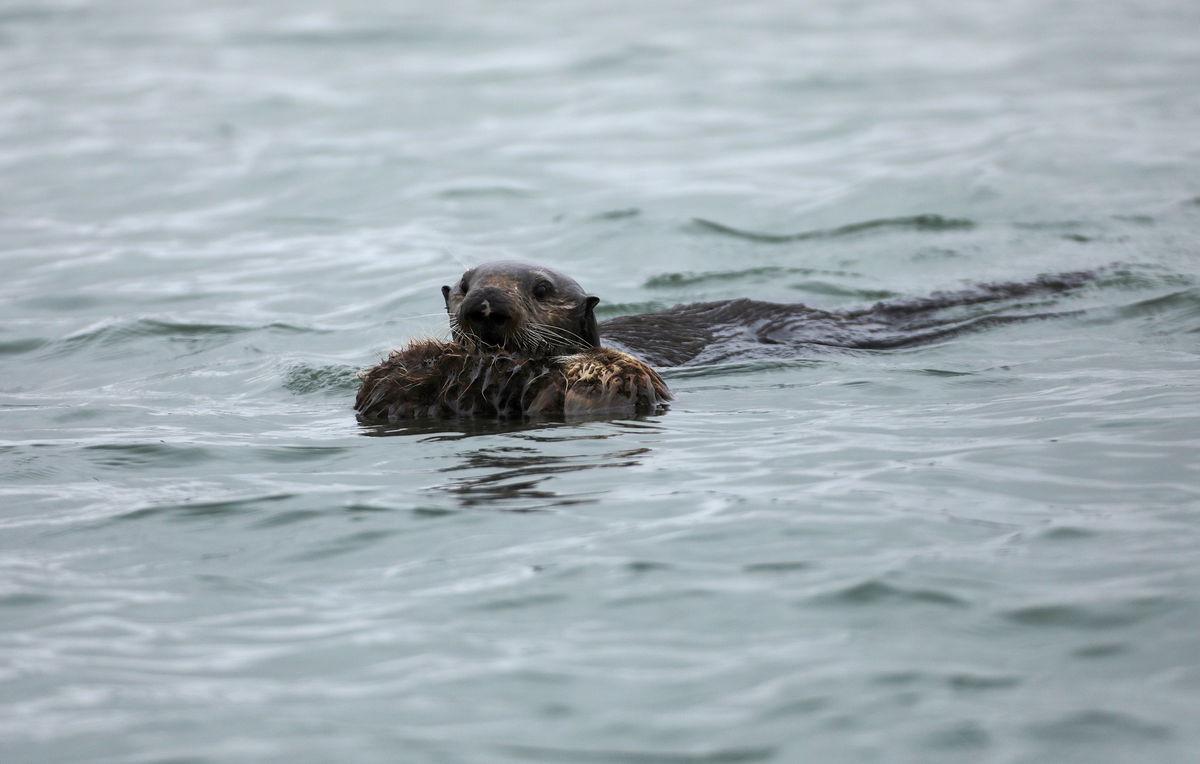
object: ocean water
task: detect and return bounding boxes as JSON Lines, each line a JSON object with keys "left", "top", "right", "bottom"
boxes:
{"left": 2, "top": 1, "right": 1199, "bottom": 761}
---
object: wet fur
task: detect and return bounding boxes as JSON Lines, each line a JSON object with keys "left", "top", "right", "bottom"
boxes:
{"left": 355, "top": 342, "right": 669, "bottom": 421}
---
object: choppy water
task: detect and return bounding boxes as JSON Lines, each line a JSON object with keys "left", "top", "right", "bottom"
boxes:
{"left": 3, "top": 1, "right": 1200, "bottom": 761}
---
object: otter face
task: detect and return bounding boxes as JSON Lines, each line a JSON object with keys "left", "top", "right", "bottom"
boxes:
{"left": 441, "top": 261, "right": 600, "bottom": 355}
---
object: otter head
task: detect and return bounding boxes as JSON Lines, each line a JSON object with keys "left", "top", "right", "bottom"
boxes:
{"left": 441, "top": 261, "right": 600, "bottom": 355}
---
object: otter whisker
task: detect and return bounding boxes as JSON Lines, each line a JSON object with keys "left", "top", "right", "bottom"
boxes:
{"left": 395, "top": 312, "right": 450, "bottom": 320}
{"left": 526, "top": 322, "right": 593, "bottom": 351}
{"left": 530, "top": 322, "right": 588, "bottom": 344}
{"left": 439, "top": 248, "right": 473, "bottom": 272}
{"left": 521, "top": 327, "right": 575, "bottom": 354}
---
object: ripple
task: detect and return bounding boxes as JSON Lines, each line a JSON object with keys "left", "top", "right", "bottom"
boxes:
{"left": 430, "top": 444, "right": 650, "bottom": 509}
{"left": 920, "top": 721, "right": 992, "bottom": 751}
{"left": 1001, "top": 597, "right": 1172, "bottom": 630}
{"left": 0, "top": 338, "right": 47, "bottom": 355}
{"left": 499, "top": 744, "right": 777, "bottom": 763}
{"left": 117, "top": 493, "right": 296, "bottom": 522}
{"left": 1071, "top": 642, "right": 1131, "bottom": 659}
{"left": 0, "top": 592, "right": 53, "bottom": 608}
{"left": 1037, "top": 526, "right": 1097, "bottom": 541}
{"left": 473, "top": 593, "right": 568, "bottom": 611}
{"left": 743, "top": 561, "right": 811, "bottom": 574}
{"left": 283, "top": 363, "right": 362, "bottom": 394}
{"left": 249, "top": 509, "right": 324, "bottom": 529}
{"left": 253, "top": 445, "right": 351, "bottom": 462}
{"left": 51, "top": 318, "right": 320, "bottom": 356}
{"left": 626, "top": 560, "right": 672, "bottom": 574}
{"left": 689, "top": 214, "right": 975, "bottom": 243}
{"left": 643, "top": 265, "right": 861, "bottom": 289}
{"left": 436, "top": 182, "right": 535, "bottom": 199}
{"left": 1114, "top": 288, "right": 1200, "bottom": 326}
{"left": 238, "top": 27, "right": 434, "bottom": 47}
{"left": 593, "top": 207, "right": 641, "bottom": 221}
{"left": 83, "top": 442, "right": 216, "bottom": 468}
{"left": 286, "top": 529, "right": 402, "bottom": 561}
{"left": 946, "top": 673, "right": 1021, "bottom": 691}
{"left": 1028, "top": 710, "right": 1171, "bottom": 742}
{"left": 659, "top": 359, "right": 824, "bottom": 380}
{"left": 813, "top": 579, "right": 968, "bottom": 608}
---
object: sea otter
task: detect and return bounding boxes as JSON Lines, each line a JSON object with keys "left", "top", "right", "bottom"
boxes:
{"left": 355, "top": 261, "right": 671, "bottom": 421}
{"left": 355, "top": 261, "right": 1093, "bottom": 421}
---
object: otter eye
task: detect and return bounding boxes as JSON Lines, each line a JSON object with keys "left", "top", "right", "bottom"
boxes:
{"left": 532, "top": 280, "right": 553, "bottom": 300}
{"left": 458, "top": 277, "right": 469, "bottom": 292}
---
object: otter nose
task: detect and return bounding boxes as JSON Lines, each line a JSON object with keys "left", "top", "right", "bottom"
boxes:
{"left": 466, "top": 301, "right": 511, "bottom": 329}
{"left": 461, "top": 288, "right": 514, "bottom": 344}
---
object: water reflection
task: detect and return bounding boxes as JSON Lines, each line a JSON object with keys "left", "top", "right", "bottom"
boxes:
{"left": 438, "top": 444, "right": 651, "bottom": 509}
{"left": 358, "top": 417, "right": 662, "bottom": 510}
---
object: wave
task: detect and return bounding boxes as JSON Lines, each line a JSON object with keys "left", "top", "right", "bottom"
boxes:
{"left": 689, "top": 214, "right": 975, "bottom": 243}
{"left": 283, "top": 363, "right": 362, "bottom": 394}
{"left": 52, "top": 318, "right": 321, "bottom": 355}
{"left": 644, "top": 266, "right": 896, "bottom": 300}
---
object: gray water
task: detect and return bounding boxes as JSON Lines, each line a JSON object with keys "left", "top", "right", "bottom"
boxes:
{"left": 3, "top": 1, "right": 1199, "bottom": 761}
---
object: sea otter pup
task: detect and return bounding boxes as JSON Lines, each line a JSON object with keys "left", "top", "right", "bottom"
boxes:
{"left": 355, "top": 261, "right": 671, "bottom": 421}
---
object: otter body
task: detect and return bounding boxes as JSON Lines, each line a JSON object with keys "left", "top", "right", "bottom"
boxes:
{"left": 356, "top": 261, "right": 1092, "bottom": 422}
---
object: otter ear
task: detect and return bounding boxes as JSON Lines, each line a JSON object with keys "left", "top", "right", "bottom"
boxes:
{"left": 441, "top": 285, "right": 452, "bottom": 312}
{"left": 580, "top": 296, "right": 601, "bottom": 347}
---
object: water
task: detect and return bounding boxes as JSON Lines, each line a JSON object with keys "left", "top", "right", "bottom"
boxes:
{"left": 2, "top": 1, "right": 1199, "bottom": 761}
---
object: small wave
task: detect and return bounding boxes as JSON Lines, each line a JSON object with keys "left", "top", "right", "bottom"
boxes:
{"left": 437, "top": 184, "right": 534, "bottom": 199}
{"left": 283, "top": 363, "right": 362, "bottom": 394}
{"left": 909, "top": 368, "right": 974, "bottom": 377}
{"left": 946, "top": 673, "right": 1022, "bottom": 691}
{"left": 1069, "top": 263, "right": 1193, "bottom": 291}
{"left": 1001, "top": 596, "right": 1171, "bottom": 630}
{"left": 1013, "top": 219, "right": 1091, "bottom": 231}
{"left": 659, "top": 359, "right": 824, "bottom": 380}
{"left": 0, "top": 592, "right": 52, "bottom": 608}
{"left": 593, "top": 207, "right": 641, "bottom": 221}
{"left": 53, "top": 318, "right": 319, "bottom": 355}
{"left": 472, "top": 593, "right": 569, "bottom": 611}
{"left": 1114, "top": 288, "right": 1200, "bottom": 324}
{"left": 83, "top": 442, "right": 216, "bottom": 469}
{"left": 0, "top": 6, "right": 86, "bottom": 24}
{"left": 813, "top": 579, "right": 967, "bottom": 608}
{"left": 1028, "top": 710, "right": 1170, "bottom": 742}
{"left": 1072, "top": 642, "right": 1130, "bottom": 659}
{"left": 920, "top": 722, "right": 992, "bottom": 751}
{"left": 237, "top": 27, "right": 431, "bottom": 47}
{"left": 286, "top": 529, "right": 403, "bottom": 562}
{"left": 689, "top": 214, "right": 975, "bottom": 243}
{"left": 0, "top": 338, "right": 47, "bottom": 356}
{"left": 117, "top": 493, "right": 296, "bottom": 522}
{"left": 644, "top": 265, "right": 862, "bottom": 289}
{"left": 499, "top": 743, "right": 777, "bottom": 763}
{"left": 253, "top": 445, "right": 351, "bottom": 462}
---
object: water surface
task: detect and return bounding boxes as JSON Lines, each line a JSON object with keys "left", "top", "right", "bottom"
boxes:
{"left": 2, "top": 1, "right": 1199, "bottom": 761}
